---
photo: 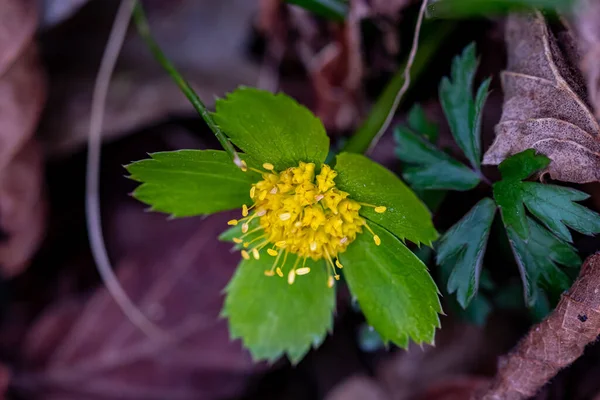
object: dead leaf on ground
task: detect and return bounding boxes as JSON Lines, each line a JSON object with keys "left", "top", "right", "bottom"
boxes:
{"left": 573, "top": 0, "right": 600, "bottom": 121}
{"left": 12, "top": 211, "right": 264, "bottom": 400}
{"left": 483, "top": 11, "right": 600, "bottom": 183}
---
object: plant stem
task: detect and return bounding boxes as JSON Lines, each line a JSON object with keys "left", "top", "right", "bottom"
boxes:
{"left": 132, "top": 2, "right": 243, "bottom": 168}
{"left": 342, "top": 22, "right": 455, "bottom": 154}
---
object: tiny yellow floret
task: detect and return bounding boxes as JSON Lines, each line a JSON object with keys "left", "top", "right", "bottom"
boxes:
{"left": 232, "top": 161, "right": 385, "bottom": 287}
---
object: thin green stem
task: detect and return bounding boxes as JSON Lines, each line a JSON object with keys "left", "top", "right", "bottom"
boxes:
{"left": 342, "top": 22, "right": 455, "bottom": 154}
{"left": 132, "top": 2, "right": 242, "bottom": 168}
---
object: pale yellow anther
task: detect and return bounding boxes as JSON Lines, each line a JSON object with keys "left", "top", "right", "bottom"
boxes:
{"left": 310, "top": 242, "right": 318, "bottom": 251}
{"left": 375, "top": 206, "right": 387, "bottom": 213}
{"left": 327, "top": 276, "right": 335, "bottom": 288}
{"left": 279, "top": 213, "right": 291, "bottom": 221}
{"left": 267, "top": 249, "right": 278, "bottom": 257}
{"left": 242, "top": 205, "right": 249, "bottom": 217}
{"left": 296, "top": 267, "right": 311, "bottom": 275}
{"left": 257, "top": 209, "right": 266, "bottom": 216}
{"left": 276, "top": 241, "right": 287, "bottom": 248}
{"left": 374, "top": 235, "right": 381, "bottom": 246}
{"left": 264, "top": 270, "right": 275, "bottom": 276}
{"left": 242, "top": 223, "right": 249, "bottom": 233}
{"left": 315, "top": 194, "right": 324, "bottom": 202}
{"left": 227, "top": 219, "right": 238, "bottom": 226}
{"left": 287, "top": 270, "right": 296, "bottom": 285}
{"left": 270, "top": 187, "right": 278, "bottom": 194}
{"left": 233, "top": 238, "right": 243, "bottom": 244}
{"left": 243, "top": 242, "right": 250, "bottom": 248}
{"left": 241, "top": 250, "right": 250, "bottom": 260}
{"left": 334, "top": 274, "right": 340, "bottom": 280}
{"left": 263, "top": 162, "right": 275, "bottom": 171}
{"left": 250, "top": 186, "right": 256, "bottom": 198}
{"left": 340, "top": 237, "right": 348, "bottom": 244}
{"left": 335, "top": 260, "right": 344, "bottom": 269}
{"left": 252, "top": 248, "right": 260, "bottom": 260}
{"left": 240, "top": 160, "right": 248, "bottom": 172}
{"left": 276, "top": 267, "right": 283, "bottom": 277}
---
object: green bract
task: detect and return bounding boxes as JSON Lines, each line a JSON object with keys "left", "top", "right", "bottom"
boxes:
{"left": 127, "top": 87, "right": 441, "bottom": 363}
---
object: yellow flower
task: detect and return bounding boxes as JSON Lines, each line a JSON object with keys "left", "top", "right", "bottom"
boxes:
{"left": 228, "top": 161, "right": 386, "bottom": 287}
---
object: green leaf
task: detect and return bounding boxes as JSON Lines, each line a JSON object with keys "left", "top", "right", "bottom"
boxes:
{"left": 218, "top": 217, "right": 262, "bottom": 250}
{"left": 439, "top": 43, "right": 490, "bottom": 169}
{"left": 340, "top": 223, "right": 441, "bottom": 347}
{"left": 214, "top": 87, "right": 330, "bottom": 171}
{"left": 334, "top": 152, "right": 438, "bottom": 246}
{"left": 507, "top": 217, "right": 580, "bottom": 306}
{"left": 126, "top": 150, "right": 255, "bottom": 217}
{"left": 407, "top": 104, "right": 439, "bottom": 142}
{"left": 394, "top": 126, "right": 480, "bottom": 191}
{"left": 521, "top": 183, "right": 600, "bottom": 242}
{"left": 427, "top": 0, "right": 574, "bottom": 19}
{"left": 286, "top": 0, "right": 347, "bottom": 21}
{"left": 493, "top": 149, "right": 600, "bottom": 242}
{"left": 223, "top": 256, "right": 335, "bottom": 364}
{"left": 436, "top": 198, "right": 496, "bottom": 308}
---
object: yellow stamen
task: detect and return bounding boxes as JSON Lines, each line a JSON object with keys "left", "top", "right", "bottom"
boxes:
{"left": 250, "top": 186, "right": 256, "bottom": 198}
{"left": 375, "top": 206, "right": 387, "bottom": 213}
{"left": 240, "top": 160, "right": 248, "bottom": 172}
{"left": 288, "top": 269, "right": 296, "bottom": 284}
{"left": 264, "top": 270, "right": 274, "bottom": 276}
{"left": 374, "top": 235, "right": 381, "bottom": 246}
{"left": 242, "top": 223, "right": 249, "bottom": 233}
{"left": 279, "top": 213, "right": 291, "bottom": 221}
{"left": 335, "top": 259, "right": 344, "bottom": 269}
{"left": 275, "top": 240, "right": 287, "bottom": 248}
{"left": 327, "top": 275, "right": 335, "bottom": 288}
{"left": 242, "top": 205, "right": 249, "bottom": 217}
{"left": 243, "top": 242, "right": 249, "bottom": 248}
{"left": 296, "top": 267, "right": 311, "bottom": 275}
{"left": 263, "top": 162, "right": 274, "bottom": 171}
{"left": 267, "top": 248, "right": 278, "bottom": 256}
{"left": 227, "top": 219, "right": 238, "bottom": 226}
{"left": 233, "top": 238, "right": 243, "bottom": 244}
{"left": 241, "top": 250, "right": 250, "bottom": 260}
{"left": 276, "top": 267, "right": 283, "bottom": 277}
{"left": 252, "top": 248, "right": 260, "bottom": 260}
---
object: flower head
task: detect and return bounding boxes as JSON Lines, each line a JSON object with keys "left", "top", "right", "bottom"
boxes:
{"left": 228, "top": 161, "right": 386, "bottom": 287}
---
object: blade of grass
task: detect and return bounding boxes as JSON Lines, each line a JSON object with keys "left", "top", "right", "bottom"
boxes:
{"left": 342, "top": 21, "right": 455, "bottom": 154}
{"left": 132, "top": 2, "right": 243, "bottom": 169}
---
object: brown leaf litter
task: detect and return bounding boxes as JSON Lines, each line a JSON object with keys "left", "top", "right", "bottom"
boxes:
{"left": 483, "top": 11, "right": 600, "bottom": 184}
{"left": 475, "top": 253, "right": 600, "bottom": 400}
{"left": 0, "top": 0, "right": 47, "bottom": 277}
{"left": 573, "top": 0, "right": 600, "bottom": 121}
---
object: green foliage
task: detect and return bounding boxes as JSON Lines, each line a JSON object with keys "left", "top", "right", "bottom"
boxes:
{"left": 213, "top": 87, "right": 330, "bottom": 171}
{"left": 427, "top": 0, "right": 574, "bottom": 18}
{"left": 340, "top": 223, "right": 441, "bottom": 347}
{"left": 439, "top": 43, "right": 490, "bottom": 170}
{"left": 494, "top": 149, "right": 600, "bottom": 242}
{"left": 334, "top": 152, "right": 439, "bottom": 246}
{"left": 436, "top": 198, "right": 496, "bottom": 307}
{"left": 394, "top": 123, "right": 480, "bottom": 191}
{"left": 407, "top": 104, "right": 439, "bottom": 142}
{"left": 286, "top": 0, "right": 347, "bottom": 21}
{"left": 126, "top": 150, "right": 255, "bottom": 217}
{"left": 223, "top": 256, "right": 335, "bottom": 364}
{"left": 507, "top": 217, "right": 580, "bottom": 306}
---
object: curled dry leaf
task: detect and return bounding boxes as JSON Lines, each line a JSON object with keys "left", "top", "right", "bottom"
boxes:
{"left": 475, "top": 253, "right": 600, "bottom": 400}
{"left": 13, "top": 212, "right": 262, "bottom": 400}
{"left": 0, "top": 0, "right": 47, "bottom": 277}
{"left": 483, "top": 12, "right": 600, "bottom": 184}
{"left": 573, "top": 0, "right": 600, "bottom": 120}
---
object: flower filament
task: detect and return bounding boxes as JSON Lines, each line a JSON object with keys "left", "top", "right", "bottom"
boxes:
{"left": 228, "top": 161, "right": 386, "bottom": 287}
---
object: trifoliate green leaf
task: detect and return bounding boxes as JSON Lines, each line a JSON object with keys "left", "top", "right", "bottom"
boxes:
{"left": 493, "top": 149, "right": 600, "bottom": 241}
{"left": 214, "top": 88, "right": 330, "bottom": 171}
{"left": 126, "top": 150, "right": 255, "bottom": 217}
{"left": 407, "top": 104, "right": 439, "bottom": 142}
{"left": 439, "top": 43, "right": 491, "bottom": 169}
{"left": 507, "top": 217, "right": 580, "bottom": 306}
{"left": 223, "top": 257, "right": 335, "bottom": 364}
{"left": 436, "top": 198, "right": 497, "bottom": 308}
{"left": 286, "top": 0, "right": 347, "bottom": 21}
{"left": 334, "top": 152, "right": 438, "bottom": 246}
{"left": 394, "top": 126, "right": 480, "bottom": 191}
{"left": 340, "top": 223, "right": 441, "bottom": 347}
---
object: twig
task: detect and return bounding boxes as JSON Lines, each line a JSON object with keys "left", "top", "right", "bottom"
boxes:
{"left": 475, "top": 253, "right": 600, "bottom": 400}
{"left": 86, "top": 0, "right": 167, "bottom": 340}
{"left": 131, "top": 2, "right": 243, "bottom": 169}
{"left": 365, "top": 0, "right": 429, "bottom": 154}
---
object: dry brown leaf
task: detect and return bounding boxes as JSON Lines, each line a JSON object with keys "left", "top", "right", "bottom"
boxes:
{"left": 573, "top": 0, "right": 600, "bottom": 120}
{"left": 12, "top": 211, "right": 263, "bottom": 400}
{"left": 0, "top": 141, "right": 46, "bottom": 277}
{"left": 482, "top": 11, "right": 600, "bottom": 183}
